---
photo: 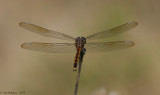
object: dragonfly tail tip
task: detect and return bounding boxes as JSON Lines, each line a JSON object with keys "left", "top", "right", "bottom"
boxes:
{"left": 73, "top": 68, "right": 77, "bottom": 72}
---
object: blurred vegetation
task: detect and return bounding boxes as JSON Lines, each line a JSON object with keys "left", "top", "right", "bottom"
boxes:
{"left": 0, "top": 0, "right": 160, "bottom": 95}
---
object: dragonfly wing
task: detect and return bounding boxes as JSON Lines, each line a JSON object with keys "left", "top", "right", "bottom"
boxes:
{"left": 19, "top": 22, "right": 75, "bottom": 41}
{"left": 21, "top": 42, "right": 76, "bottom": 53}
{"left": 85, "top": 21, "right": 138, "bottom": 40}
{"left": 84, "top": 41, "right": 134, "bottom": 53}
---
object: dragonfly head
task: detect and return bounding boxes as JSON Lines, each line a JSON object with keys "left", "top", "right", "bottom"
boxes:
{"left": 75, "top": 37, "right": 86, "bottom": 44}
{"left": 81, "top": 37, "right": 86, "bottom": 44}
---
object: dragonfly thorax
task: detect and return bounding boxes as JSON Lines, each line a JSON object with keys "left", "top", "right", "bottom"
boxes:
{"left": 75, "top": 37, "right": 86, "bottom": 47}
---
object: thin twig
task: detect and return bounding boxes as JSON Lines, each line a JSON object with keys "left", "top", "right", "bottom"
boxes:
{"left": 74, "top": 48, "right": 86, "bottom": 95}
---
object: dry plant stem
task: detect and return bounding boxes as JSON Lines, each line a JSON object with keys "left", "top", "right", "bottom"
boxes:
{"left": 74, "top": 48, "right": 86, "bottom": 95}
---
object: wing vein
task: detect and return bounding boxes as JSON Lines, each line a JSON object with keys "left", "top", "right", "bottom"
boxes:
{"left": 85, "top": 21, "right": 138, "bottom": 40}
{"left": 19, "top": 22, "right": 75, "bottom": 41}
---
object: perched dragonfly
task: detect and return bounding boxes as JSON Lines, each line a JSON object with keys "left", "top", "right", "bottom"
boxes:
{"left": 20, "top": 21, "right": 138, "bottom": 71}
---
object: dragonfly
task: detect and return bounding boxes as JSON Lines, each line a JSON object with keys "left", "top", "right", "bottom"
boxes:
{"left": 20, "top": 21, "right": 138, "bottom": 71}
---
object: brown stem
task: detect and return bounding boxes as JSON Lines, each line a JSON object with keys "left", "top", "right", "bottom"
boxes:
{"left": 74, "top": 48, "right": 86, "bottom": 95}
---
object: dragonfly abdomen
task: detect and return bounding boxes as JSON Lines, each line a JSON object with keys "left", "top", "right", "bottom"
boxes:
{"left": 73, "top": 47, "right": 81, "bottom": 71}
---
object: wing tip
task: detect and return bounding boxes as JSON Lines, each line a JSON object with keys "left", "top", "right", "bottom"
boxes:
{"left": 21, "top": 42, "right": 27, "bottom": 48}
{"left": 128, "top": 21, "right": 138, "bottom": 26}
{"left": 19, "top": 22, "right": 30, "bottom": 27}
{"left": 19, "top": 22, "right": 25, "bottom": 26}
{"left": 21, "top": 42, "right": 32, "bottom": 49}
{"left": 125, "top": 40, "right": 135, "bottom": 47}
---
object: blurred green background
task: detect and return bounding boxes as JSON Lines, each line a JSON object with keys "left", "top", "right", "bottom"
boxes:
{"left": 0, "top": 0, "right": 160, "bottom": 95}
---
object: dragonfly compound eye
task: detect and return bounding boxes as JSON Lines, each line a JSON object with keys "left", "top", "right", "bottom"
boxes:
{"left": 76, "top": 37, "right": 81, "bottom": 42}
{"left": 81, "top": 37, "right": 86, "bottom": 44}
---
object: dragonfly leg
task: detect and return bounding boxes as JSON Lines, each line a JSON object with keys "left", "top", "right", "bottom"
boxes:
{"left": 79, "top": 48, "right": 86, "bottom": 61}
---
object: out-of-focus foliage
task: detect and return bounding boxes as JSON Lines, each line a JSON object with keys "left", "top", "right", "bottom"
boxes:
{"left": 0, "top": 0, "right": 160, "bottom": 95}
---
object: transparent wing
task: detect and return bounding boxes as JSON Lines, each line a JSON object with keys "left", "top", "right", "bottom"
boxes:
{"left": 84, "top": 41, "right": 134, "bottom": 53}
{"left": 85, "top": 21, "right": 138, "bottom": 40}
{"left": 21, "top": 42, "right": 76, "bottom": 53}
{"left": 19, "top": 22, "right": 75, "bottom": 41}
